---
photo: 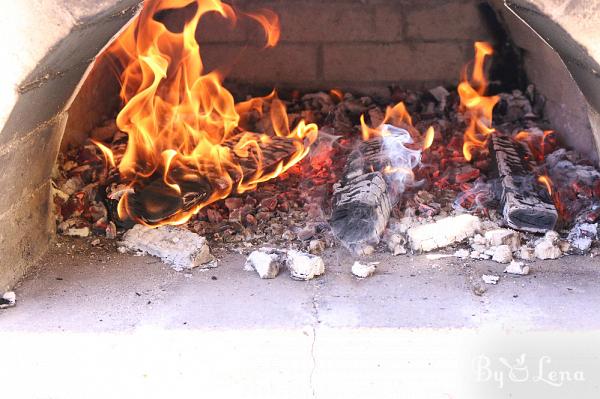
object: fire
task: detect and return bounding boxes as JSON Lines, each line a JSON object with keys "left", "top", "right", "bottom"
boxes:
{"left": 538, "top": 175, "right": 553, "bottom": 195}
{"left": 458, "top": 41, "right": 500, "bottom": 161}
{"left": 360, "top": 101, "right": 415, "bottom": 141}
{"left": 100, "top": 0, "right": 318, "bottom": 226}
{"left": 422, "top": 126, "right": 435, "bottom": 150}
{"left": 515, "top": 129, "right": 556, "bottom": 162}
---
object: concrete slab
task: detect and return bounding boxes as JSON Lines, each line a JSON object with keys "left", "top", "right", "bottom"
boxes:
{"left": 1, "top": 238, "right": 600, "bottom": 398}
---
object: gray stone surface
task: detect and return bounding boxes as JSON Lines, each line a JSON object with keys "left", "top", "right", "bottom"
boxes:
{"left": 1, "top": 240, "right": 600, "bottom": 397}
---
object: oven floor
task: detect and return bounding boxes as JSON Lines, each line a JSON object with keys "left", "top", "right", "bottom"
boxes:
{"left": 2, "top": 238, "right": 600, "bottom": 398}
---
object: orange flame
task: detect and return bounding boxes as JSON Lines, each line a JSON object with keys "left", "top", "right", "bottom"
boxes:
{"left": 538, "top": 175, "right": 553, "bottom": 196}
{"left": 423, "top": 126, "right": 435, "bottom": 150}
{"left": 102, "top": 0, "right": 317, "bottom": 226}
{"left": 360, "top": 102, "right": 414, "bottom": 141}
{"left": 458, "top": 42, "right": 500, "bottom": 161}
{"left": 92, "top": 140, "right": 116, "bottom": 169}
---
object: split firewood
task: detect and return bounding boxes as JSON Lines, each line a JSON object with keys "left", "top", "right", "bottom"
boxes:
{"left": 490, "top": 135, "right": 558, "bottom": 233}
{"left": 330, "top": 137, "right": 393, "bottom": 254}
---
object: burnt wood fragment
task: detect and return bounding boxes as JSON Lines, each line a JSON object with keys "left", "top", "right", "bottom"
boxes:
{"left": 490, "top": 135, "right": 558, "bottom": 233}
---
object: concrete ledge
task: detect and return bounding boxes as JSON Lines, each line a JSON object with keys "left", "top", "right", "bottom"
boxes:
{"left": 1, "top": 241, "right": 600, "bottom": 397}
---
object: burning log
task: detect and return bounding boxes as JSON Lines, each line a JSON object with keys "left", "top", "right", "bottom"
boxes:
{"left": 124, "top": 134, "right": 304, "bottom": 225}
{"left": 330, "top": 171, "right": 391, "bottom": 254}
{"left": 490, "top": 135, "right": 558, "bottom": 233}
{"left": 330, "top": 126, "right": 421, "bottom": 254}
{"left": 330, "top": 137, "right": 391, "bottom": 253}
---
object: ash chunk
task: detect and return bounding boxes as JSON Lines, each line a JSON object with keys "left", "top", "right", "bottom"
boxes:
{"left": 119, "top": 224, "right": 214, "bottom": 271}
{"left": 492, "top": 245, "right": 513, "bottom": 264}
{"left": 568, "top": 223, "right": 597, "bottom": 252}
{"left": 351, "top": 261, "right": 378, "bottom": 278}
{"left": 504, "top": 260, "right": 530, "bottom": 275}
{"left": 407, "top": 214, "right": 481, "bottom": 252}
{"left": 482, "top": 275, "right": 500, "bottom": 285}
{"left": 286, "top": 250, "right": 325, "bottom": 281}
{"left": 484, "top": 229, "right": 521, "bottom": 251}
{"left": 245, "top": 248, "right": 285, "bottom": 279}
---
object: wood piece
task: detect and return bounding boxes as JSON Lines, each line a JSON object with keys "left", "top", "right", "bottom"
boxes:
{"left": 330, "top": 171, "right": 392, "bottom": 253}
{"left": 330, "top": 135, "right": 397, "bottom": 253}
{"left": 490, "top": 135, "right": 558, "bottom": 233}
{"left": 124, "top": 133, "right": 303, "bottom": 224}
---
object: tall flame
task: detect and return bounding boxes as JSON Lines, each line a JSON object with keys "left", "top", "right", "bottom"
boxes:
{"left": 102, "top": 0, "right": 317, "bottom": 225}
{"left": 458, "top": 41, "right": 499, "bottom": 161}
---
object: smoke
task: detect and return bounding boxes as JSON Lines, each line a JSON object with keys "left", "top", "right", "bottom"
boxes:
{"left": 380, "top": 124, "right": 422, "bottom": 198}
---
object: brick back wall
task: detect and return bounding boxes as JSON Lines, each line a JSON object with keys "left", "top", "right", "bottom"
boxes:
{"left": 194, "top": 0, "right": 494, "bottom": 94}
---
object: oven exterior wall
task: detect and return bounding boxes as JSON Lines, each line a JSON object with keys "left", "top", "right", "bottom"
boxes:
{"left": 493, "top": 0, "right": 600, "bottom": 163}
{"left": 0, "top": 0, "right": 141, "bottom": 290}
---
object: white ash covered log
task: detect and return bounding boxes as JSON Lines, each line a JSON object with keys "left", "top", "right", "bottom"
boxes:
{"left": 491, "top": 135, "right": 558, "bottom": 233}
{"left": 330, "top": 171, "right": 391, "bottom": 253}
{"left": 330, "top": 125, "right": 420, "bottom": 253}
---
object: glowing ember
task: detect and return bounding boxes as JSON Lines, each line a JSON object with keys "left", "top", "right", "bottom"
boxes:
{"left": 538, "top": 175, "right": 553, "bottom": 195}
{"left": 458, "top": 41, "right": 500, "bottom": 161}
{"left": 99, "top": 0, "right": 318, "bottom": 226}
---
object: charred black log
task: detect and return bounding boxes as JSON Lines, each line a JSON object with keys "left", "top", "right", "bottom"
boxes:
{"left": 490, "top": 135, "right": 558, "bottom": 233}
{"left": 124, "top": 134, "right": 303, "bottom": 224}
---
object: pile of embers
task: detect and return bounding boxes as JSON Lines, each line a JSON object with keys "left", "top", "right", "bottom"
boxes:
{"left": 53, "top": 83, "right": 600, "bottom": 270}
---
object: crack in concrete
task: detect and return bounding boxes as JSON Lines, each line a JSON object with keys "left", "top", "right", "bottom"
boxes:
{"left": 309, "top": 293, "right": 320, "bottom": 398}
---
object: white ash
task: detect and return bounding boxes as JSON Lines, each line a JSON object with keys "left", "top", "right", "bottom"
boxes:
{"left": 517, "top": 246, "right": 535, "bottom": 260}
{"left": 119, "top": 224, "right": 214, "bottom": 271}
{"left": 482, "top": 274, "right": 500, "bottom": 285}
{"left": 354, "top": 244, "right": 375, "bottom": 256}
{"left": 407, "top": 214, "right": 481, "bottom": 252}
{"left": 245, "top": 248, "right": 285, "bottom": 279}
{"left": 492, "top": 245, "right": 513, "bottom": 264}
{"left": 568, "top": 223, "right": 597, "bottom": 252}
{"left": 559, "top": 240, "right": 571, "bottom": 253}
{"left": 544, "top": 230, "right": 560, "bottom": 244}
{"left": 309, "top": 239, "right": 325, "bottom": 254}
{"left": 286, "top": 250, "right": 325, "bottom": 281}
{"left": 63, "top": 226, "right": 91, "bottom": 238}
{"left": 504, "top": 260, "right": 530, "bottom": 275}
{"left": 383, "top": 231, "right": 407, "bottom": 255}
{"left": 0, "top": 291, "right": 16, "bottom": 309}
{"left": 454, "top": 249, "right": 470, "bottom": 259}
{"left": 351, "top": 261, "right": 378, "bottom": 278}
{"left": 534, "top": 239, "right": 562, "bottom": 260}
{"left": 484, "top": 229, "right": 521, "bottom": 251}
{"left": 392, "top": 216, "right": 417, "bottom": 234}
